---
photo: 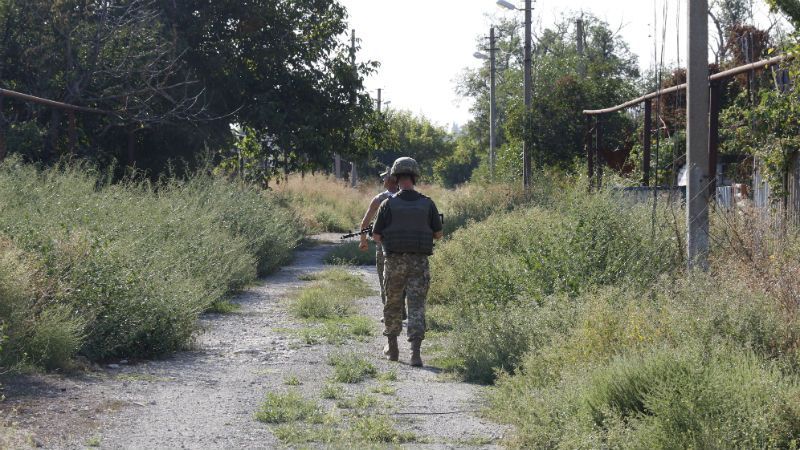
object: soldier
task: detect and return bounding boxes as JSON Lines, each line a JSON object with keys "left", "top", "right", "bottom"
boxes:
{"left": 357, "top": 169, "right": 399, "bottom": 312}
{"left": 372, "top": 157, "right": 443, "bottom": 367}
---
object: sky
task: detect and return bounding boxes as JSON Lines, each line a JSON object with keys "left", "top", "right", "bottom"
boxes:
{"left": 338, "top": 0, "right": 782, "bottom": 128}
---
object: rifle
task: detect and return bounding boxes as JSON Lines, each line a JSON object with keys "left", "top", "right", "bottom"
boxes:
{"left": 340, "top": 214, "right": 443, "bottom": 240}
{"left": 340, "top": 225, "right": 373, "bottom": 240}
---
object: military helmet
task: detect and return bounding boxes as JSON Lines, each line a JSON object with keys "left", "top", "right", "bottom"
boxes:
{"left": 390, "top": 157, "right": 420, "bottom": 177}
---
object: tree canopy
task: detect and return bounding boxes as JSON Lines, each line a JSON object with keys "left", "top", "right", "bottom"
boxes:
{"left": 0, "top": 0, "right": 377, "bottom": 179}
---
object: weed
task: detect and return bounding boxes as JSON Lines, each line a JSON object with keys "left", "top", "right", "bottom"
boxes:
{"left": 370, "top": 383, "right": 397, "bottom": 396}
{"left": 289, "top": 269, "right": 374, "bottom": 321}
{"left": 350, "top": 416, "right": 416, "bottom": 443}
{"left": 324, "top": 241, "right": 377, "bottom": 266}
{"left": 321, "top": 384, "right": 345, "bottom": 400}
{"left": 337, "top": 393, "right": 378, "bottom": 410}
{"left": 0, "top": 161, "right": 301, "bottom": 367}
{"left": 85, "top": 435, "right": 102, "bottom": 447}
{"left": 328, "top": 353, "right": 377, "bottom": 383}
{"left": 207, "top": 300, "right": 241, "bottom": 314}
{"left": 284, "top": 375, "right": 301, "bottom": 386}
{"left": 254, "top": 391, "right": 323, "bottom": 424}
{"left": 377, "top": 370, "right": 398, "bottom": 382}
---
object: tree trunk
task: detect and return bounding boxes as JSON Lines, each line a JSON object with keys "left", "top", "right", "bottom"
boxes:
{"left": 127, "top": 127, "right": 137, "bottom": 167}
{"left": 0, "top": 96, "right": 7, "bottom": 161}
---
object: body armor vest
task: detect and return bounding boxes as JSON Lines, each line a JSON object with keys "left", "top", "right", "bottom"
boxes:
{"left": 381, "top": 196, "right": 434, "bottom": 255}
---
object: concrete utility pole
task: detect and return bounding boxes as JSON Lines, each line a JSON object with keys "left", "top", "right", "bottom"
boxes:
{"left": 350, "top": 29, "right": 358, "bottom": 187}
{"left": 686, "top": 0, "right": 710, "bottom": 270}
{"left": 377, "top": 88, "right": 382, "bottom": 113}
{"left": 523, "top": 0, "right": 532, "bottom": 189}
{"left": 489, "top": 27, "right": 497, "bottom": 180}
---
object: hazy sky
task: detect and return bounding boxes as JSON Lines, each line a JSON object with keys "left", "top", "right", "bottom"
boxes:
{"left": 338, "top": 0, "right": 781, "bottom": 127}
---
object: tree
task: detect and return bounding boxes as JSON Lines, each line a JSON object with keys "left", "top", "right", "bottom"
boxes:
{"left": 373, "top": 110, "right": 456, "bottom": 180}
{"left": 458, "top": 13, "right": 640, "bottom": 181}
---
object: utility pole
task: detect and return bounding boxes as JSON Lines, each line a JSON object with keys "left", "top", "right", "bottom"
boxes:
{"left": 686, "top": 0, "right": 710, "bottom": 270}
{"left": 523, "top": 0, "right": 532, "bottom": 190}
{"left": 489, "top": 27, "right": 497, "bottom": 180}
{"left": 576, "top": 18, "right": 585, "bottom": 77}
{"left": 350, "top": 29, "right": 358, "bottom": 187}
{"left": 377, "top": 88, "right": 382, "bottom": 113}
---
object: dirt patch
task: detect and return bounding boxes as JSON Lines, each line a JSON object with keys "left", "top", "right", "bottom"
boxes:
{"left": 0, "top": 236, "right": 507, "bottom": 449}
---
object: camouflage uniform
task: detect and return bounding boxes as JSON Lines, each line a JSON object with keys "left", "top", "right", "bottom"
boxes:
{"left": 373, "top": 189, "right": 442, "bottom": 342}
{"left": 372, "top": 190, "right": 395, "bottom": 306}
{"left": 383, "top": 253, "right": 430, "bottom": 340}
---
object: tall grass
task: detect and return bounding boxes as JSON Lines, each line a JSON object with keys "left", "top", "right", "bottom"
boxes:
{"left": 274, "top": 174, "right": 375, "bottom": 233}
{"left": 427, "top": 174, "right": 800, "bottom": 447}
{"left": 0, "top": 159, "right": 300, "bottom": 368}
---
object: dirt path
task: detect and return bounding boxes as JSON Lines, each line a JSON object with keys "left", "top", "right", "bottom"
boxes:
{"left": 1, "top": 236, "right": 506, "bottom": 449}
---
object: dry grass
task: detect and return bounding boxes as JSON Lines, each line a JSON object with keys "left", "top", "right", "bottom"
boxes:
{"left": 274, "top": 174, "right": 378, "bottom": 233}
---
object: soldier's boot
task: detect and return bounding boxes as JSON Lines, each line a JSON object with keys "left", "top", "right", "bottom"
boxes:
{"left": 410, "top": 339, "right": 423, "bottom": 367}
{"left": 386, "top": 336, "right": 399, "bottom": 361}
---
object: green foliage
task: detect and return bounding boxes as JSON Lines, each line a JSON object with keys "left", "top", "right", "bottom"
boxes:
{"left": 721, "top": 86, "right": 800, "bottom": 198}
{"left": 0, "top": 1, "right": 378, "bottom": 177}
{"left": 374, "top": 110, "right": 457, "bottom": 179}
{"left": 289, "top": 269, "right": 373, "bottom": 320}
{"left": 324, "top": 241, "right": 377, "bottom": 266}
{"left": 254, "top": 391, "right": 324, "bottom": 424}
{"left": 767, "top": 0, "right": 800, "bottom": 27}
{"left": 328, "top": 352, "right": 378, "bottom": 383}
{"left": 459, "top": 13, "right": 640, "bottom": 177}
{"left": 0, "top": 160, "right": 300, "bottom": 366}
{"left": 350, "top": 416, "right": 416, "bottom": 444}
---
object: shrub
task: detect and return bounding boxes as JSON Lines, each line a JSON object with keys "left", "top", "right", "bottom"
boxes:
{"left": 0, "top": 159, "right": 301, "bottom": 366}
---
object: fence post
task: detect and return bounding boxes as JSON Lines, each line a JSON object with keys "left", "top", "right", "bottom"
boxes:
{"left": 643, "top": 99, "right": 652, "bottom": 186}
{"left": 586, "top": 115, "right": 593, "bottom": 191}
{"left": 596, "top": 115, "right": 603, "bottom": 189}
{"left": 709, "top": 80, "right": 721, "bottom": 199}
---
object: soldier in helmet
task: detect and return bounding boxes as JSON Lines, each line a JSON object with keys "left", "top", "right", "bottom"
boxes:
{"left": 357, "top": 168, "right": 400, "bottom": 314}
{"left": 372, "top": 157, "right": 443, "bottom": 367}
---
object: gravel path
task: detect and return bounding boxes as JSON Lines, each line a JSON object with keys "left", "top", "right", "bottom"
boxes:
{"left": 1, "top": 235, "right": 507, "bottom": 449}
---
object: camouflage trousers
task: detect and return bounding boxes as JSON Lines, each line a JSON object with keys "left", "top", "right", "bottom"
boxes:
{"left": 376, "top": 244, "right": 387, "bottom": 305}
{"left": 383, "top": 253, "right": 429, "bottom": 341}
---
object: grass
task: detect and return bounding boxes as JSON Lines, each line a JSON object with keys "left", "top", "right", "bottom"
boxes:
{"left": 377, "top": 370, "right": 398, "bottom": 382}
{"left": 324, "top": 241, "right": 378, "bottom": 266}
{"left": 328, "top": 352, "right": 378, "bottom": 383}
{"left": 254, "top": 391, "right": 324, "bottom": 424}
{"left": 336, "top": 392, "right": 378, "bottom": 410}
{"left": 289, "top": 269, "right": 374, "bottom": 320}
{"left": 369, "top": 383, "right": 397, "bottom": 396}
{"left": 321, "top": 384, "right": 345, "bottom": 400}
{"left": 284, "top": 375, "right": 301, "bottom": 386}
{"left": 350, "top": 416, "right": 417, "bottom": 444}
{"left": 274, "top": 174, "right": 376, "bottom": 233}
{"left": 424, "top": 174, "right": 800, "bottom": 447}
{"left": 0, "top": 160, "right": 301, "bottom": 369}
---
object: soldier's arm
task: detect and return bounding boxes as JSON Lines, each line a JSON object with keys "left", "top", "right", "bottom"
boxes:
{"left": 358, "top": 196, "right": 382, "bottom": 251}
{"left": 372, "top": 202, "right": 389, "bottom": 244}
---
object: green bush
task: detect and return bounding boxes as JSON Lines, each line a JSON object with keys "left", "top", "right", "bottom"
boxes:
{"left": 483, "top": 271, "right": 800, "bottom": 448}
{"left": 0, "top": 159, "right": 301, "bottom": 366}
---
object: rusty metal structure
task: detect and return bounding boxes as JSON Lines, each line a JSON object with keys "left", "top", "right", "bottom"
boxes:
{"left": 583, "top": 53, "right": 792, "bottom": 192}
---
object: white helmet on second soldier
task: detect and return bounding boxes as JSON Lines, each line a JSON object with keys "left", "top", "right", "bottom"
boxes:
{"left": 390, "top": 157, "right": 420, "bottom": 177}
